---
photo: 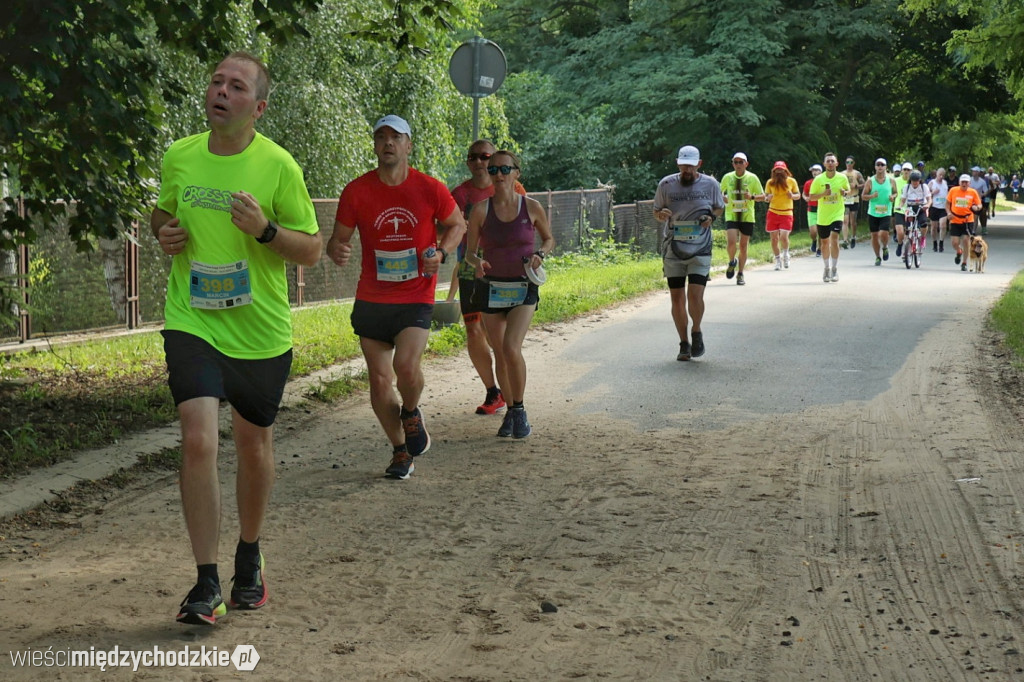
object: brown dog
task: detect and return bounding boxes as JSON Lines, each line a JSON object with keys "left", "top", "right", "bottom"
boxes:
{"left": 968, "top": 235, "right": 988, "bottom": 273}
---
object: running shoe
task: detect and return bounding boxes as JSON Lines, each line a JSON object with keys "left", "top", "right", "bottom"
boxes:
{"left": 896, "top": 242, "right": 902, "bottom": 257}
{"left": 176, "top": 577, "right": 226, "bottom": 626}
{"left": 982, "top": 229, "right": 988, "bottom": 236}
{"left": 783, "top": 253, "right": 790, "bottom": 268}
{"left": 933, "top": 241, "right": 938, "bottom": 252}
{"left": 875, "top": 257, "right": 881, "bottom": 266}
{"left": 830, "top": 267, "right": 838, "bottom": 282}
{"left": 230, "top": 553, "right": 267, "bottom": 610}
{"left": 955, "top": 251, "right": 961, "bottom": 265}
{"left": 850, "top": 236, "right": 857, "bottom": 248}
{"left": 385, "top": 449, "right": 414, "bottom": 479}
{"left": 511, "top": 407, "right": 532, "bottom": 439}
{"left": 774, "top": 256, "right": 782, "bottom": 271}
{"left": 961, "top": 262, "right": 967, "bottom": 272}
{"left": 810, "top": 240, "right": 817, "bottom": 255}
{"left": 823, "top": 266, "right": 830, "bottom": 283}
{"left": 401, "top": 407, "right": 430, "bottom": 456}
{"left": 690, "top": 331, "right": 705, "bottom": 358}
{"left": 882, "top": 246, "right": 889, "bottom": 261}
{"left": 939, "top": 242, "right": 944, "bottom": 252}
{"left": 677, "top": 341, "right": 691, "bottom": 362}
{"left": 840, "top": 239, "right": 849, "bottom": 249}
{"left": 736, "top": 273, "right": 745, "bottom": 286}
{"left": 476, "top": 390, "right": 506, "bottom": 415}
{"left": 497, "top": 410, "right": 514, "bottom": 437}
{"left": 726, "top": 259, "right": 737, "bottom": 279}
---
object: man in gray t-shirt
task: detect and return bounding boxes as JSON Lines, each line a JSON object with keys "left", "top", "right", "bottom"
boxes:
{"left": 652, "top": 145, "right": 724, "bottom": 362}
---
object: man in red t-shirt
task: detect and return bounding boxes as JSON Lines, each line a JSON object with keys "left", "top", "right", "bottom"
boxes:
{"left": 327, "top": 115, "right": 465, "bottom": 479}
{"left": 448, "top": 139, "right": 527, "bottom": 416}
{"left": 802, "top": 164, "right": 822, "bottom": 256}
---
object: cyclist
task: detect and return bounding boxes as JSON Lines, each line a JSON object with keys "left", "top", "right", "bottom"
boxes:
{"left": 900, "top": 170, "right": 932, "bottom": 261}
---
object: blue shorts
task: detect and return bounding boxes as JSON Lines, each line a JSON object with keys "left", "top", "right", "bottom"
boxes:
{"left": 162, "top": 330, "right": 291, "bottom": 428}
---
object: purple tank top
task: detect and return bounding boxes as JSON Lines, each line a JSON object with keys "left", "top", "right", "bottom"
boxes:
{"left": 480, "top": 196, "right": 535, "bottom": 278}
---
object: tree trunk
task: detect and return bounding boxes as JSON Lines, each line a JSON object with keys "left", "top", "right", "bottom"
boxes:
{"left": 99, "top": 235, "right": 126, "bottom": 324}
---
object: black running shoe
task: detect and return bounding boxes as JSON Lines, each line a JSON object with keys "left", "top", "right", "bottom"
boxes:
{"left": 955, "top": 251, "right": 962, "bottom": 265}
{"left": 385, "top": 449, "right": 414, "bottom": 479}
{"left": 511, "top": 407, "right": 532, "bottom": 439}
{"left": 726, "top": 259, "right": 737, "bottom": 279}
{"left": 690, "top": 332, "right": 705, "bottom": 358}
{"left": 401, "top": 407, "right": 430, "bottom": 456}
{"left": 677, "top": 341, "right": 691, "bottom": 361}
{"left": 230, "top": 553, "right": 267, "bottom": 609}
{"left": 176, "top": 577, "right": 226, "bottom": 626}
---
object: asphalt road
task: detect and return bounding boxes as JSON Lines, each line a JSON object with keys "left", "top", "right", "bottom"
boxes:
{"left": 564, "top": 208, "right": 1024, "bottom": 431}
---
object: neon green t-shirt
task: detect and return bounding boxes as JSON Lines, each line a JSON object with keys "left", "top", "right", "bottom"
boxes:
{"left": 893, "top": 175, "right": 909, "bottom": 215}
{"left": 809, "top": 172, "right": 850, "bottom": 226}
{"left": 156, "top": 132, "right": 319, "bottom": 359}
{"left": 720, "top": 171, "right": 764, "bottom": 223}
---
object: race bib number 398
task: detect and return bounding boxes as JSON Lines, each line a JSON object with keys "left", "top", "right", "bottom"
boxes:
{"left": 189, "top": 260, "right": 252, "bottom": 310}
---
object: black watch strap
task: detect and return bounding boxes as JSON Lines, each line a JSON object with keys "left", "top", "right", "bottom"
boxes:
{"left": 256, "top": 221, "right": 278, "bottom": 244}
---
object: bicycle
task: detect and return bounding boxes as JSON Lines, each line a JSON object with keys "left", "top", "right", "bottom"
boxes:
{"left": 903, "top": 202, "right": 928, "bottom": 269}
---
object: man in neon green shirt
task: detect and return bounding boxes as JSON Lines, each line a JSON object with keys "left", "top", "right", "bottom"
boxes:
{"left": 809, "top": 152, "right": 850, "bottom": 282}
{"left": 720, "top": 152, "right": 764, "bottom": 286}
{"left": 152, "top": 52, "right": 321, "bottom": 626}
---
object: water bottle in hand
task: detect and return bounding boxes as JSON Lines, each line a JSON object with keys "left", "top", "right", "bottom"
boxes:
{"left": 422, "top": 247, "right": 435, "bottom": 277}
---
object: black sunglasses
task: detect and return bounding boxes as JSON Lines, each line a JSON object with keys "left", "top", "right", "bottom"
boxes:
{"left": 487, "top": 165, "right": 518, "bottom": 175}
{"left": 467, "top": 152, "right": 492, "bottom": 161}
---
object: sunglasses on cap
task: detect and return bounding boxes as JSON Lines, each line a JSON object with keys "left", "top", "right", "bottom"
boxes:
{"left": 467, "top": 152, "right": 492, "bottom": 161}
{"left": 487, "top": 165, "right": 519, "bottom": 176}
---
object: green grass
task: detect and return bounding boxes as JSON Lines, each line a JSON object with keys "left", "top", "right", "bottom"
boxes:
{"left": 991, "top": 272, "right": 1024, "bottom": 367}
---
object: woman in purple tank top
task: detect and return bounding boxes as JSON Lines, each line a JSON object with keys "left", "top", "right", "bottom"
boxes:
{"left": 465, "top": 151, "right": 555, "bottom": 439}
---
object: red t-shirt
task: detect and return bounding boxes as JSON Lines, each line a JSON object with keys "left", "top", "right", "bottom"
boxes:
{"left": 335, "top": 168, "right": 457, "bottom": 304}
{"left": 803, "top": 179, "right": 818, "bottom": 209}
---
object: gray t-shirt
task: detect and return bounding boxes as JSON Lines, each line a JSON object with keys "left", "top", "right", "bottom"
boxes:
{"left": 653, "top": 172, "right": 724, "bottom": 258}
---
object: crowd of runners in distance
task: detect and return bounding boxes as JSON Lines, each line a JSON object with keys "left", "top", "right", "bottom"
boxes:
{"left": 701, "top": 154, "right": 1006, "bottom": 283}
{"left": 651, "top": 145, "right": 1010, "bottom": 364}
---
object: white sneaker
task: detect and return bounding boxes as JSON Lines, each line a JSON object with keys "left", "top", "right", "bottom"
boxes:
{"left": 823, "top": 266, "right": 830, "bottom": 283}
{"left": 774, "top": 256, "right": 782, "bottom": 271}
{"left": 830, "top": 267, "right": 838, "bottom": 282}
{"left": 783, "top": 252, "right": 790, "bottom": 268}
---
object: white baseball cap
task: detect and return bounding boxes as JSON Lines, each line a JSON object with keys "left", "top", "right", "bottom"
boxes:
{"left": 676, "top": 145, "right": 700, "bottom": 166}
{"left": 892, "top": 163, "right": 903, "bottom": 171}
{"left": 875, "top": 158, "right": 887, "bottom": 166}
{"left": 373, "top": 114, "right": 411, "bottom": 137}
{"left": 810, "top": 164, "right": 823, "bottom": 172}
{"left": 959, "top": 174, "right": 971, "bottom": 183}
{"left": 733, "top": 152, "right": 748, "bottom": 162}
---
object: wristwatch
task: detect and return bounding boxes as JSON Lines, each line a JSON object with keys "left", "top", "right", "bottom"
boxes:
{"left": 256, "top": 221, "right": 278, "bottom": 244}
{"left": 437, "top": 247, "right": 448, "bottom": 264}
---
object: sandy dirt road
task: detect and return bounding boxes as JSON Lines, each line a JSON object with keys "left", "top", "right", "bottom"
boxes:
{"left": 2, "top": 243, "right": 1024, "bottom": 680}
